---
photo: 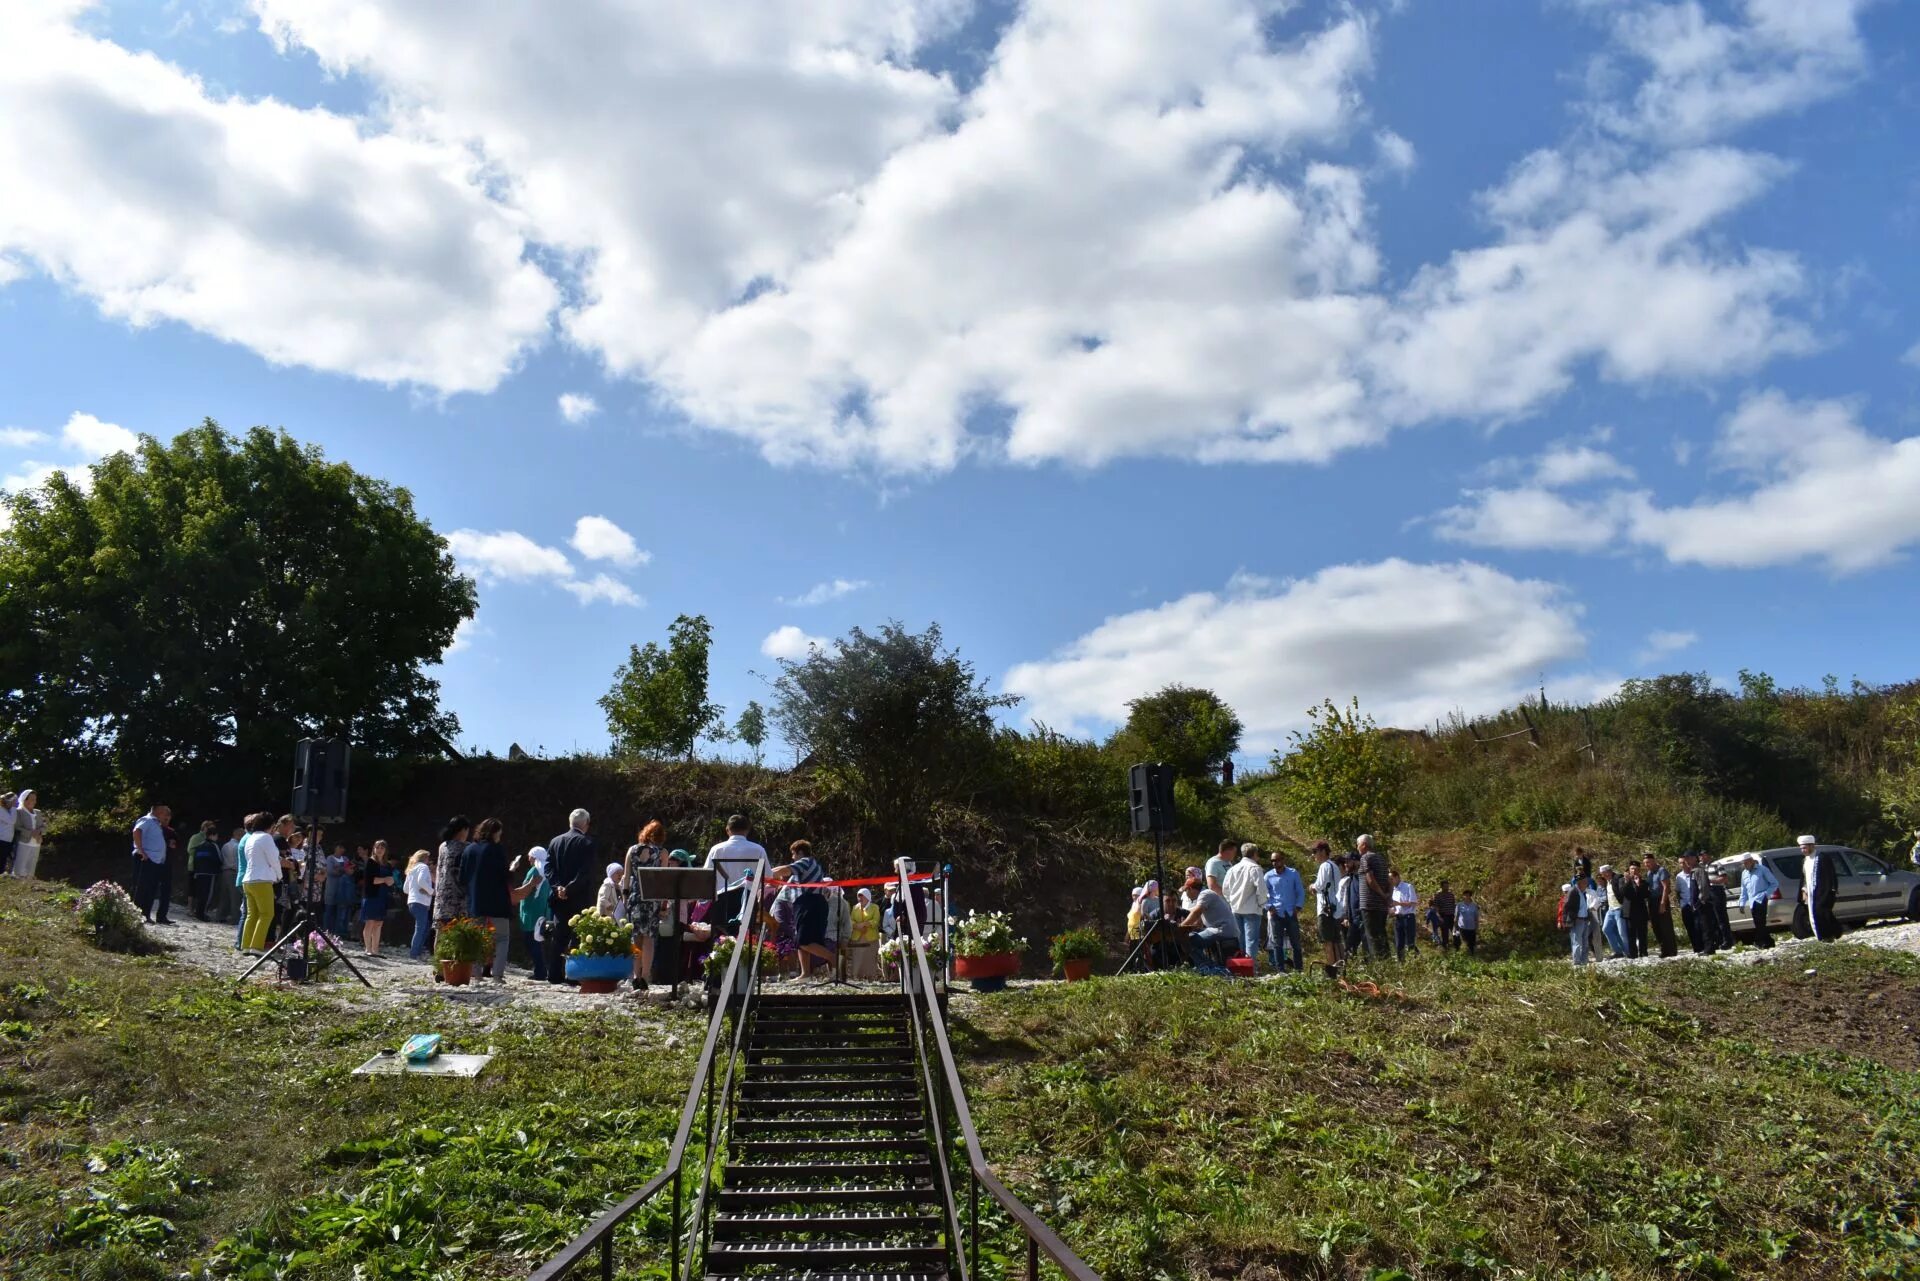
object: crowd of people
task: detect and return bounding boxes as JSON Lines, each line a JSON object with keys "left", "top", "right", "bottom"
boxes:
{"left": 1126, "top": 835, "right": 1481, "bottom": 980}
{"left": 121, "top": 802, "right": 929, "bottom": 987}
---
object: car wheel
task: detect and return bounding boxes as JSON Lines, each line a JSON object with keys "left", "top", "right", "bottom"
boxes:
{"left": 1908, "top": 887, "right": 1920, "bottom": 923}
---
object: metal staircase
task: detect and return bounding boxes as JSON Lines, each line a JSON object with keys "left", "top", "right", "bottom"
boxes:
{"left": 531, "top": 860, "right": 1098, "bottom": 1281}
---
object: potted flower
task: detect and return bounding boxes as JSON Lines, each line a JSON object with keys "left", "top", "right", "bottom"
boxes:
{"left": 952, "top": 910, "right": 1026, "bottom": 989}
{"left": 879, "top": 936, "right": 948, "bottom": 992}
{"left": 705, "top": 937, "right": 780, "bottom": 993}
{"left": 1049, "top": 927, "right": 1104, "bottom": 982}
{"left": 434, "top": 918, "right": 495, "bottom": 986}
{"left": 565, "top": 911, "right": 636, "bottom": 993}
{"left": 74, "top": 881, "right": 146, "bottom": 954}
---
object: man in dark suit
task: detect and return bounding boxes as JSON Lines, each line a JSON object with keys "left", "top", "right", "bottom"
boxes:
{"left": 1798, "top": 836, "right": 1841, "bottom": 942}
{"left": 543, "top": 808, "right": 598, "bottom": 983}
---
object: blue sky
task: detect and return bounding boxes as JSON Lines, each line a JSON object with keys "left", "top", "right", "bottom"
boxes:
{"left": 3, "top": 0, "right": 1918, "bottom": 764}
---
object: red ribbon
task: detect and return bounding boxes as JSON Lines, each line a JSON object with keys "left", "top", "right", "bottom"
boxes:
{"left": 767, "top": 872, "right": 936, "bottom": 890}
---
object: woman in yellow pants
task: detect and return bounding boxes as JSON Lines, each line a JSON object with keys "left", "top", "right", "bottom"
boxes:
{"left": 240, "top": 813, "right": 285, "bottom": 952}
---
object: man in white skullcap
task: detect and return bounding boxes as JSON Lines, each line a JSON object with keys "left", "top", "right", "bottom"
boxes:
{"left": 1798, "top": 836, "right": 1840, "bottom": 942}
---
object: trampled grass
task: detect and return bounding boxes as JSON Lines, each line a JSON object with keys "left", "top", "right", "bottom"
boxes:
{"left": 954, "top": 949, "right": 1920, "bottom": 1280}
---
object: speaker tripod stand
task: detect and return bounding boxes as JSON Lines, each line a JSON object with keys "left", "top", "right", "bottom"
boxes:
{"left": 235, "top": 820, "right": 373, "bottom": 989}
{"left": 1116, "top": 825, "right": 1173, "bottom": 976}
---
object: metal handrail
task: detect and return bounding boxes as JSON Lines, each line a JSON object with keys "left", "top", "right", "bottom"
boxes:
{"left": 530, "top": 864, "right": 765, "bottom": 1281}
{"left": 893, "top": 858, "right": 1102, "bottom": 1281}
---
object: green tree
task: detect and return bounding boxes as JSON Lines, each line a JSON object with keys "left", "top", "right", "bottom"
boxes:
{"left": 735, "top": 700, "right": 768, "bottom": 765}
{"left": 0, "top": 420, "right": 473, "bottom": 805}
{"left": 1112, "top": 684, "right": 1243, "bottom": 779}
{"left": 1274, "top": 697, "right": 1410, "bottom": 840}
{"left": 599, "top": 614, "right": 724, "bottom": 759}
{"left": 1875, "top": 689, "right": 1920, "bottom": 835}
{"left": 772, "top": 621, "right": 1018, "bottom": 845}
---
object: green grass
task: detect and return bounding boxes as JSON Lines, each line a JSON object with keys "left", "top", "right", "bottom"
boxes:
{"left": 0, "top": 879, "right": 705, "bottom": 1279}
{"left": 955, "top": 948, "right": 1920, "bottom": 1280}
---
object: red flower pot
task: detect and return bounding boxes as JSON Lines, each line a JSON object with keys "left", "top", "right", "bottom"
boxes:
{"left": 953, "top": 952, "right": 1020, "bottom": 980}
{"left": 440, "top": 961, "right": 474, "bottom": 986}
{"left": 1061, "top": 959, "right": 1094, "bottom": 982}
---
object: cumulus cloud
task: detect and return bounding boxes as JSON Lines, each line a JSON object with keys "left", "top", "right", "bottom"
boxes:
{"left": 1004, "top": 560, "right": 1594, "bottom": 746}
{"left": 0, "top": 427, "right": 48, "bottom": 449}
{"left": 560, "top": 573, "right": 644, "bottom": 607}
{"left": 782, "top": 578, "right": 869, "bottom": 607}
{"left": 1903, "top": 339, "right": 1920, "bottom": 368}
{"left": 0, "top": 411, "right": 142, "bottom": 503}
{"left": 0, "top": 3, "right": 556, "bottom": 394}
{"left": 569, "top": 515, "right": 649, "bottom": 568}
{"left": 447, "top": 528, "right": 645, "bottom": 606}
{"left": 1436, "top": 392, "right": 1920, "bottom": 574}
{"left": 558, "top": 392, "right": 600, "bottom": 424}
{"left": 762, "top": 625, "right": 829, "bottom": 660}
{"left": 1637, "top": 628, "right": 1698, "bottom": 664}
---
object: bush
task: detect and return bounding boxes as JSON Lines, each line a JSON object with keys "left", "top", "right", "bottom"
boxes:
{"left": 432, "top": 918, "right": 495, "bottom": 964}
{"left": 566, "top": 910, "right": 634, "bottom": 959}
{"left": 74, "top": 881, "right": 147, "bottom": 953}
{"left": 704, "top": 936, "right": 778, "bottom": 980}
{"left": 1049, "top": 927, "right": 1105, "bottom": 970}
{"left": 952, "top": 909, "right": 1026, "bottom": 958}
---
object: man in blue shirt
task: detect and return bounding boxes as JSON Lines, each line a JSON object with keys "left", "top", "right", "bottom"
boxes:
{"left": 1563, "top": 874, "right": 1593, "bottom": 966}
{"left": 130, "top": 804, "right": 175, "bottom": 926}
{"left": 1737, "top": 852, "right": 1779, "bottom": 948}
{"left": 1263, "top": 850, "right": 1306, "bottom": 973}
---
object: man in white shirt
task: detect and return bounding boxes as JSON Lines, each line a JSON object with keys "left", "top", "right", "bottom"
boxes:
{"left": 1799, "top": 835, "right": 1840, "bottom": 942}
{"left": 1309, "top": 840, "right": 1343, "bottom": 979}
{"left": 131, "top": 804, "right": 174, "bottom": 925}
{"left": 705, "top": 814, "right": 769, "bottom": 934}
{"left": 1222, "top": 844, "right": 1267, "bottom": 966}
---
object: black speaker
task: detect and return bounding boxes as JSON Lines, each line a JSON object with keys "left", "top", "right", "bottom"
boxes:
{"left": 292, "top": 738, "right": 351, "bottom": 822}
{"left": 1128, "top": 762, "right": 1176, "bottom": 835}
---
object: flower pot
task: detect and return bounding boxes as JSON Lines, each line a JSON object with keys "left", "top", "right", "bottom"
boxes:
{"left": 953, "top": 951, "right": 1019, "bottom": 980}
{"left": 1061, "top": 958, "right": 1094, "bottom": 982}
{"left": 440, "top": 960, "right": 474, "bottom": 986}
{"left": 566, "top": 953, "right": 634, "bottom": 994}
{"left": 284, "top": 956, "right": 309, "bottom": 982}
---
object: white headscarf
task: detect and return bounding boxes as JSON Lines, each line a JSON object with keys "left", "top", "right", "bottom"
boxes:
{"left": 528, "top": 845, "right": 548, "bottom": 872}
{"left": 604, "top": 862, "right": 624, "bottom": 880}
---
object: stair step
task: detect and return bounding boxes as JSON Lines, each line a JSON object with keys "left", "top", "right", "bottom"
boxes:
{"left": 734, "top": 1117, "right": 923, "bottom": 1135}
{"left": 733, "top": 1138, "right": 928, "bottom": 1156}
{"left": 713, "top": 1210, "right": 945, "bottom": 1236}
{"left": 740, "top": 1097, "right": 921, "bottom": 1113}
{"left": 753, "top": 1017, "right": 907, "bottom": 1032}
{"left": 724, "top": 1160, "right": 934, "bottom": 1183}
{"left": 748, "top": 1045, "right": 910, "bottom": 1060}
{"left": 717, "top": 1184, "right": 937, "bottom": 1209}
{"left": 703, "top": 1272, "right": 944, "bottom": 1281}
{"left": 743, "top": 1077, "right": 916, "bottom": 1094}
{"left": 757, "top": 994, "right": 905, "bottom": 1008}
{"left": 748, "top": 1063, "right": 917, "bottom": 1080}
{"left": 704, "top": 1240, "right": 948, "bottom": 1272}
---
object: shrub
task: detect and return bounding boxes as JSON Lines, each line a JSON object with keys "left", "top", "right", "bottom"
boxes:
{"left": 1049, "top": 927, "right": 1105, "bottom": 970}
{"left": 952, "top": 909, "right": 1026, "bottom": 957}
{"left": 433, "top": 918, "right": 495, "bottom": 964}
{"left": 878, "top": 936, "right": 948, "bottom": 974}
{"left": 704, "top": 936, "right": 779, "bottom": 980}
{"left": 74, "top": 881, "right": 147, "bottom": 953}
{"left": 567, "top": 910, "right": 634, "bottom": 959}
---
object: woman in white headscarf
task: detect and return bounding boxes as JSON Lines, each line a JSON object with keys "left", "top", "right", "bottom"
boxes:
{"left": 596, "top": 862, "right": 626, "bottom": 919}
{"left": 513, "top": 847, "right": 552, "bottom": 981}
{"left": 9, "top": 790, "right": 43, "bottom": 880}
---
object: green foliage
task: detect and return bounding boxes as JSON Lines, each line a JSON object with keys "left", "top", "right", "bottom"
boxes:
{"left": 73, "top": 880, "right": 150, "bottom": 954}
{"left": 431, "top": 917, "right": 495, "bottom": 964}
{"left": 566, "top": 909, "right": 634, "bottom": 958}
{"left": 0, "top": 420, "right": 472, "bottom": 806}
{"left": 772, "top": 621, "right": 1018, "bottom": 844}
{"left": 733, "top": 699, "right": 768, "bottom": 764}
{"left": 987, "top": 726, "right": 1127, "bottom": 839}
{"left": 1874, "top": 688, "right": 1920, "bottom": 836}
{"left": 1274, "top": 698, "right": 1410, "bottom": 840}
{"left": 704, "top": 935, "right": 779, "bottom": 980}
{"left": 952, "top": 908, "right": 1027, "bottom": 957}
{"left": 598, "top": 613, "right": 725, "bottom": 759}
{"left": 1048, "top": 927, "right": 1105, "bottom": 968}
{"left": 1111, "top": 684, "right": 1242, "bottom": 780}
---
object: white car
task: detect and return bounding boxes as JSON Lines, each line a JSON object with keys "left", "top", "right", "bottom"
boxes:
{"left": 1712, "top": 845, "right": 1920, "bottom": 938}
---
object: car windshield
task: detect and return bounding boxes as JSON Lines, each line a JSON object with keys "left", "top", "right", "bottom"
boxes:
{"left": 1766, "top": 856, "right": 1798, "bottom": 881}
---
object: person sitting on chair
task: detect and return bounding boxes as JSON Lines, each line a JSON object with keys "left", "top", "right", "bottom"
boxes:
{"left": 1178, "top": 883, "right": 1241, "bottom": 968}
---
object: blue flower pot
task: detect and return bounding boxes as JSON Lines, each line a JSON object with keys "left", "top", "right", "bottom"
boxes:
{"left": 565, "top": 953, "right": 634, "bottom": 991}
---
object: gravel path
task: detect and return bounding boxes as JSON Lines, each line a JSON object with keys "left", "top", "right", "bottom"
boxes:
{"left": 1583, "top": 917, "right": 1920, "bottom": 972}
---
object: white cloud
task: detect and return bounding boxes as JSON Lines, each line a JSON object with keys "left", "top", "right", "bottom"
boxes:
{"left": 0, "top": 3, "right": 556, "bottom": 394}
{"left": 1435, "top": 392, "right": 1920, "bottom": 574}
{"left": 1638, "top": 628, "right": 1698, "bottom": 664}
{"left": 560, "top": 573, "right": 644, "bottom": 607}
{"left": 762, "top": 625, "right": 829, "bottom": 660}
{"left": 445, "top": 529, "right": 574, "bottom": 584}
{"left": 447, "top": 615, "right": 483, "bottom": 655}
{"left": 1903, "top": 339, "right": 1920, "bottom": 368}
{"left": 1004, "top": 559, "right": 1594, "bottom": 746}
{"left": 569, "top": 515, "right": 649, "bottom": 568}
{"left": 782, "top": 578, "right": 869, "bottom": 607}
{"left": 558, "top": 392, "right": 600, "bottom": 424}
{"left": 1375, "top": 129, "right": 1415, "bottom": 174}
{"left": 0, "top": 411, "right": 139, "bottom": 503}
{"left": 1593, "top": 0, "right": 1870, "bottom": 145}
{"left": 1533, "top": 443, "right": 1634, "bottom": 488}
{"left": 0, "top": 427, "right": 47, "bottom": 449}
{"left": 58, "top": 411, "right": 139, "bottom": 458}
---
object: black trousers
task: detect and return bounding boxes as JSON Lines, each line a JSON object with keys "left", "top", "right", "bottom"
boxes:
{"left": 1362, "top": 908, "right": 1390, "bottom": 961}
{"left": 1810, "top": 890, "right": 1841, "bottom": 942}
{"left": 1680, "top": 904, "right": 1705, "bottom": 953}
{"left": 1458, "top": 928, "right": 1478, "bottom": 955}
{"left": 1708, "top": 899, "right": 1733, "bottom": 949}
{"left": 1651, "top": 912, "right": 1678, "bottom": 958}
{"left": 134, "top": 858, "right": 173, "bottom": 922}
{"left": 0, "top": 837, "right": 12, "bottom": 875}
{"left": 543, "top": 913, "right": 578, "bottom": 983}
{"left": 191, "top": 871, "right": 216, "bottom": 919}
{"left": 1749, "top": 904, "right": 1773, "bottom": 948}
{"left": 1626, "top": 915, "right": 1648, "bottom": 958}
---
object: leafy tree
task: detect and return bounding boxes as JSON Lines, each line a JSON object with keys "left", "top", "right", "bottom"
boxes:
{"left": 0, "top": 420, "right": 473, "bottom": 805}
{"left": 1274, "top": 697, "right": 1410, "bottom": 840}
{"left": 1875, "top": 690, "right": 1920, "bottom": 836}
{"left": 735, "top": 700, "right": 768, "bottom": 765}
{"left": 1112, "top": 684, "right": 1243, "bottom": 781}
{"left": 599, "top": 614, "right": 724, "bottom": 759}
{"left": 772, "top": 622, "right": 1018, "bottom": 845}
